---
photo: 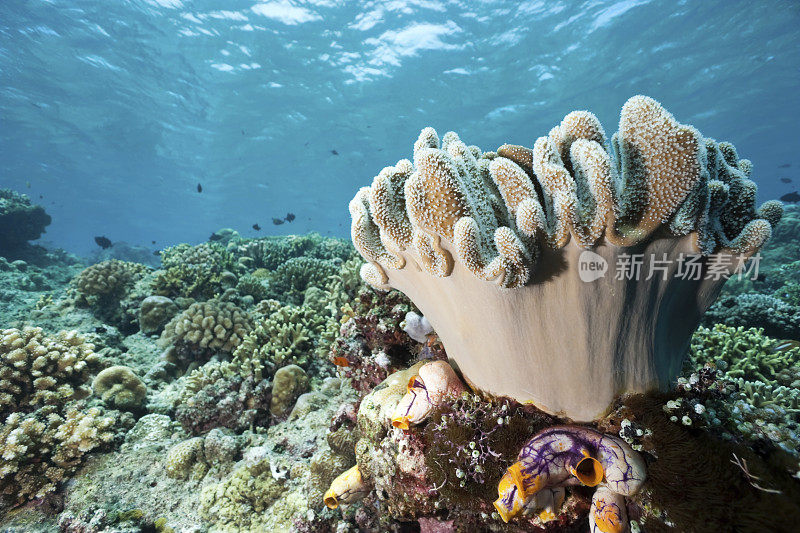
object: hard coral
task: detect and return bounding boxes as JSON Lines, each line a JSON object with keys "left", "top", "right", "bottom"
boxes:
{"left": 175, "top": 359, "right": 271, "bottom": 435}
{"left": 152, "top": 242, "right": 237, "bottom": 300}
{"left": 75, "top": 260, "right": 148, "bottom": 302}
{"left": 92, "top": 365, "right": 147, "bottom": 411}
{"left": 266, "top": 256, "right": 339, "bottom": 305}
{"left": 0, "top": 406, "right": 115, "bottom": 504}
{"left": 160, "top": 299, "right": 252, "bottom": 369}
{"left": 1, "top": 327, "right": 99, "bottom": 418}
{"left": 349, "top": 95, "right": 782, "bottom": 421}
{"left": 233, "top": 301, "right": 336, "bottom": 376}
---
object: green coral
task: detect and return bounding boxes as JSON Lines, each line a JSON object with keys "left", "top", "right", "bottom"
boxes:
{"left": 199, "top": 459, "right": 285, "bottom": 531}
{"left": 266, "top": 256, "right": 338, "bottom": 305}
{"left": 688, "top": 325, "right": 799, "bottom": 386}
{"left": 683, "top": 324, "right": 800, "bottom": 456}
{"left": 236, "top": 233, "right": 353, "bottom": 271}
{"left": 233, "top": 301, "right": 337, "bottom": 374}
{"left": 152, "top": 242, "right": 237, "bottom": 300}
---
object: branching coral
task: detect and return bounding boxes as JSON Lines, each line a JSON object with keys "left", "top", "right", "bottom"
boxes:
{"left": 349, "top": 95, "right": 782, "bottom": 421}
{"left": 232, "top": 301, "right": 336, "bottom": 376}
{"left": 0, "top": 406, "right": 115, "bottom": 504}
{"left": 74, "top": 260, "right": 148, "bottom": 303}
{"left": 160, "top": 299, "right": 253, "bottom": 369}
{"left": 0, "top": 328, "right": 115, "bottom": 504}
{"left": 152, "top": 242, "right": 237, "bottom": 300}
{"left": 266, "top": 256, "right": 339, "bottom": 305}
{"left": 1, "top": 327, "right": 99, "bottom": 418}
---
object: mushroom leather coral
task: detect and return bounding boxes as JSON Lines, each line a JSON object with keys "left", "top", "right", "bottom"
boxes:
{"left": 349, "top": 95, "right": 782, "bottom": 421}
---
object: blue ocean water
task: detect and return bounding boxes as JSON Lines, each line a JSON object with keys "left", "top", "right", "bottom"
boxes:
{"left": 1, "top": 0, "right": 798, "bottom": 256}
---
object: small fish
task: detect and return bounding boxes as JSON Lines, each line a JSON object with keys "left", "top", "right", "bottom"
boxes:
{"left": 331, "top": 149, "right": 338, "bottom": 156}
{"left": 285, "top": 213, "right": 295, "bottom": 222}
{"left": 780, "top": 177, "right": 792, "bottom": 183}
{"left": 252, "top": 223, "right": 261, "bottom": 231}
{"left": 94, "top": 236, "right": 112, "bottom": 249}
{"left": 272, "top": 217, "right": 285, "bottom": 225}
{"left": 772, "top": 340, "right": 800, "bottom": 353}
{"left": 779, "top": 191, "right": 800, "bottom": 203}
{"left": 151, "top": 240, "right": 156, "bottom": 244}
{"left": 197, "top": 183, "right": 203, "bottom": 193}
{"left": 209, "top": 233, "right": 223, "bottom": 241}
{"left": 241, "top": 129, "right": 245, "bottom": 136}
{"left": 26, "top": 181, "right": 30, "bottom": 188}
{"left": 304, "top": 141, "right": 309, "bottom": 147}
{"left": 153, "top": 250, "right": 161, "bottom": 256}
{"left": 778, "top": 163, "right": 791, "bottom": 168}
{"left": 332, "top": 356, "right": 350, "bottom": 367}
{"left": 39, "top": 195, "right": 43, "bottom": 199}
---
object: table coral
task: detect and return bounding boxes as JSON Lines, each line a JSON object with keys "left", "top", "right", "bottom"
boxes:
{"left": 349, "top": 95, "right": 782, "bottom": 421}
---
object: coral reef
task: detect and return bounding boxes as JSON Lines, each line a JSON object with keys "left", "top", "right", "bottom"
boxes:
{"left": 266, "top": 256, "right": 339, "bottom": 305}
{"left": 0, "top": 189, "right": 51, "bottom": 255}
{"left": 74, "top": 260, "right": 148, "bottom": 303}
{"left": 270, "top": 364, "right": 309, "bottom": 417}
{"left": 198, "top": 459, "right": 286, "bottom": 530}
{"left": 152, "top": 242, "right": 238, "bottom": 300}
{"left": 139, "top": 295, "right": 179, "bottom": 335}
{"left": 160, "top": 299, "right": 252, "bottom": 369}
{"left": 233, "top": 300, "right": 335, "bottom": 376}
{"left": 1, "top": 327, "right": 99, "bottom": 418}
{"left": 1, "top": 406, "right": 115, "bottom": 504}
{"left": 92, "top": 365, "right": 147, "bottom": 411}
{"left": 705, "top": 292, "right": 800, "bottom": 340}
{"left": 349, "top": 95, "right": 781, "bottom": 421}
{"left": 235, "top": 232, "right": 354, "bottom": 271}
{"left": 175, "top": 359, "right": 271, "bottom": 435}
{"left": 330, "top": 288, "right": 437, "bottom": 395}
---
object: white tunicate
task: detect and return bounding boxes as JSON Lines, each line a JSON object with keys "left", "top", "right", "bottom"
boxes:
{"left": 402, "top": 311, "right": 434, "bottom": 343}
